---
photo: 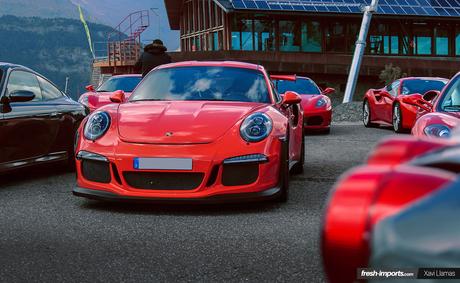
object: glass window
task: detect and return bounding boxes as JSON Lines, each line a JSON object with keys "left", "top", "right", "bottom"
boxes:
{"left": 401, "top": 79, "right": 447, "bottom": 95}
{"left": 130, "top": 66, "right": 270, "bottom": 103}
{"left": 38, "top": 76, "right": 62, "bottom": 100}
{"left": 456, "top": 27, "right": 460, "bottom": 56}
{"left": 254, "top": 18, "right": 275, "bottom": 51}
{"left": 439, "top": 76, "right": 460, "bottom": 112}
{"left": 279, "top": 20, "right": 301, "bottom": 52}
{"left": 97, "top": 76, "right": 142, "bottom": 93}
{"left": 7, "top": 71, "right": 42, "bottom": 101}
{"left": 413, "top": 27, "right": 432, "bottom": 55}
{"left": 388, "top": 80, "right": 400, "bottom": 97}
{"left": 369, "top": 24, "right": 399, "bottom": 55}
{"left": 301, "top": 21, "right": 322, "bottom": 52}
{"left": 231, "top": 17, "right": 253, "bottom": 50}
{"left": 435, "top": 27, "right": 449, "bottom": 56}
{"left": 273, "top": 78, "right": 321, "bottom": 95}
{"left": 325, "top": 22, "right": 346, "bottom": 52}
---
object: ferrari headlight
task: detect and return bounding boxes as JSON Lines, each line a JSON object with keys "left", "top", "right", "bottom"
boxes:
{"left": 240, "top": 113, "right": 272, "bottom": 142}
{"left": 84, "top": 111, "right": 111, "bottom": 141}
{"left": 78, "top": 95, "right": 89, "bottom": 106}
{"left": 316, "top": 98, "right": 327, "bottom": 108}
{"left": 424, "top": 124, "right": 451, "bottom": 138}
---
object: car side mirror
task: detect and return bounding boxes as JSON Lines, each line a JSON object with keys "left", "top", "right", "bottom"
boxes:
{"left": 86, "top": 85, "right": 95, "bottom": 92}
{"left": 282, "top": 91, "right": 302, "bottom": 105}
{"left": 110, "top": 90, "right": 125, "bottom": 103}
{"left": 9, "top": 90, "right": 36, "bottom": 102}
{"left": 423, "top": 90, "right": 440, "bottom": 102}
{"left": 322, "top": 87, "right": 335, "bottom": 96}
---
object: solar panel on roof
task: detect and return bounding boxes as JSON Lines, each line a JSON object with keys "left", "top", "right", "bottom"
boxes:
{"left": 222, "top": 0, "right": 460, "bottom": 17}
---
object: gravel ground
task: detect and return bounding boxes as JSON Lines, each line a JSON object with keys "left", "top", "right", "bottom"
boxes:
{"left": 0, "top": 124, "right": 394, "bottom": 283}
{"left": 332, "top": 102, "right": 363, "bottom": 123}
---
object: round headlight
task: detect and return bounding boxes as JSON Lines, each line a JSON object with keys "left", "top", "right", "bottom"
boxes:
{"left": 424, "top": 124, "right": 451, "bottom": 138}
{"left": 316, "top": 97, "right": 327, "bottom": 108}
{"left": 84, "top": 111, "right": 111, "bottom": 141}
{"left": 240, "top": 113, "right": 273, "bottom": 142}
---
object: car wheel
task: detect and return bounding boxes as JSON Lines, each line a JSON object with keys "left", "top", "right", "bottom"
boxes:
{"left": 393, "top": 103, "right": 404, "bottom": 133}
{"left": 291, "top": 129, "right": 304, "bottom": 175}
{"left": 276, "top": 137, "right": 290, "bottom": 203}
{"left": 363, "top": 100, "right": 376, "bottom": 128}
{"left": 66, "top": 128, "right": 79, "bottom": 171}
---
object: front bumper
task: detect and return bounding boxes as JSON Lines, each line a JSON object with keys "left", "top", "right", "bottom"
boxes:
{"left": 303, "top": 109, "right": 332, "bottom": 130}
{"left": 75, "top": 136, "right": 284, "bottom": 201}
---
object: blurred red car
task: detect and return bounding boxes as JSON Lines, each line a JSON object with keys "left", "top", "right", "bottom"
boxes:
{"left": 412, "top": 72, "right": 460, "bottom": 139}
{"left": 322, "top": 132, "right": 460, "bottom": 283}
{"left": 363, "top": 77, "right": 447, "bottom": 133}
{"left": 271, "top": 75, "right": 334, "bottom": 134}
{"left": 73, "top": 61, "right": 304, "bottom": 203}
{"left": 78, "top": 74, "right": 142, "bottom": 112}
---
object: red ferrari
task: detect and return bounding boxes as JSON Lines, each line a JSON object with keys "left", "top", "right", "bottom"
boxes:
{"left": 411, "top": 72, "right": 460, "bottom": 138}
{"left": 78, "top": 74, "right": 142, "bottom": 112}
{"left": 363, "top": 77, "right": 447, "bottom": 133}
{"left": 322, "top": 133, "right": 459, "bottom": 283}
{"left": 271, "top": 75, "right": 334, "bottom": 133}
{"left": 73, "top": 61, "right": 304, "bottom": 203}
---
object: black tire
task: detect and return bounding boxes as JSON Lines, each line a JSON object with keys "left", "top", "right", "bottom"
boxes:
{"left": 322, "top": 127, "right": 331, "bottom": 135}
{"left": 276, "top": 137, "right": 290, "bottom": 203}
{"left": 291, "top": 130, "right": 305, "bottom": 175}
{"left": 66, "top": 128, "right": 79, "bottom": 171}
{"left": 363, "top": 100, "right": 377, "bottom": 128}
{"left": 392, "top": 103, "right": 404, "bottom": 133}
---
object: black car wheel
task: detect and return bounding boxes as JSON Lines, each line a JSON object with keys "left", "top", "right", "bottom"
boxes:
{"left": 363, "top": 100, "right": 377, "bottom": 128}
{"left": 276, "top": 136, "right": 290, "bottom": 203}
{"left": 393, "top": 103, "right": 404, "bottom": 133}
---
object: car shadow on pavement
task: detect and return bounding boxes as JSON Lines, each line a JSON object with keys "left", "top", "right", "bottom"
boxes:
{"left": 78, "top": 198, "right": 284, "bottom": 216}
{"left": 0, "top": 163, "right": 71, "bottom": 188}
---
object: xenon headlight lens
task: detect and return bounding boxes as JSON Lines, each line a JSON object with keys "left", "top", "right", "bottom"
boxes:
{"left": 84, "top": 111, "right": 111, "bottom": 140}
{"left": 316, "top": 97, "right": 327, "bottom": 108}
{"left": 240, "top": 113, "right": 273, "bottom": 142}
{"left": 424, "top": 124, "right": 451, "bottom": 138}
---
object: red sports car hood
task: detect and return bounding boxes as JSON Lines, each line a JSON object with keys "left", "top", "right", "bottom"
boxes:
{"left": 117, "top": 101, "right": 265, "bottom": 144}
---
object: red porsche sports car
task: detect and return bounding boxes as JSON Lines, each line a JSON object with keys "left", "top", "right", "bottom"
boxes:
{"left": 363, "top": 77, "right": 447, "bottom": 133}
{"left": 73, "top": 61, "right": 304, "bottom": 203}
{"left": 322, "top": 132, "right": 460, "bottom": 283}
{"left": 411, "top": 72, "right": 460, "bottom": 139}
{"left": 271, "top": 75, "right": 334, "bottom": 133}
{"left": 78, "top": 74, "right": 142, "bottom": 112}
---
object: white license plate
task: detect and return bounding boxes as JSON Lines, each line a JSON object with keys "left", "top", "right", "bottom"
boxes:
{"left": 134, "top": 158, "right": 193, "bottom": 170}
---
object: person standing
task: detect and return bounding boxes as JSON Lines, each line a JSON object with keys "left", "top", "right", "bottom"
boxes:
{"left": 135, "top": 39, "right": 172, "bottom": 77}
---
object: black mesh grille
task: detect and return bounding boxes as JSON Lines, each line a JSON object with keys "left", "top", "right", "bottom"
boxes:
{"left": 123, "top": 172, "right": 204, "bottom": 190}
{"left": 306, "top": 116, "right": 324, "bottom": 126}
{"left": 222, "top": 163, "right": 259, "bottom": 186}
{"left": 81, "top": 160, "right": 111, "bottom": 183}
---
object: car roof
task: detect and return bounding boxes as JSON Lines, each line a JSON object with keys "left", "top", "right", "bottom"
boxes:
{"left": 156, "top": 61, "right": 264, "bottom": 72}
{"left": 111, "top": 74, "right": 142, "bottom": 78}
{"left": 401, "top": 77, "right": 449, "bottom": 83}
{"left": 0, "top": 62, "right": 33, "bottom": 72}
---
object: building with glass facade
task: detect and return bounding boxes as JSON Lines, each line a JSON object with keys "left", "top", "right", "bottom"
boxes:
{"left": 165, "top": 0, "right": 460, "bottom": 92}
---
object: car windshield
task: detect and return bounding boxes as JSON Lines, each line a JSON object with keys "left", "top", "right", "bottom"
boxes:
{"left": 129, "top": 66, "right": 271, "bottom": 103}
{"left": 97, "top": 76, "right": 142, "bottom": 92}
{"left": 401, "top": 79, "right": 446, "bottom": 95}
{"left": 274, "top": 78, "right": 321, "bottom": 95}
{"left": 439, "top": 76, "right": 460, "bottom": 112}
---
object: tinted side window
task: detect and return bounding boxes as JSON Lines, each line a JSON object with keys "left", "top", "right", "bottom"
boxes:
{"left": 389, "top": 80, "right": 400, "bottom": 97}
{"left": 38, "top": 76, "right": 62, "bottom": 100}
{"left": 7, "top": 71, "right": 42, "bottom": 101}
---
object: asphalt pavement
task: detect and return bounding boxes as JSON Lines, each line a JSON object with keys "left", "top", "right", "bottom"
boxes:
{"left": 0, "top": 124, "right": 395, "bottom": 283}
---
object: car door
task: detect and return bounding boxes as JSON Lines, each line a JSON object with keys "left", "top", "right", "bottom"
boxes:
{"left": 37, "top": 75, "right": 82, "bottom": 156}
{"left": 382, "top": 80, "right": 399, "bottom": 123}
{"left": 0, "top": 70, "right": 60, "bottom": 165}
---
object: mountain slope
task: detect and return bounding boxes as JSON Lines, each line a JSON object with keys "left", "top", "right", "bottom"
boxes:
{"left": 0, "top": 15, "right": 116, "bottom": 98}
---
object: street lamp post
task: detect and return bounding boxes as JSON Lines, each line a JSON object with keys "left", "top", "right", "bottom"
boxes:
{"left": 343, "top": 0, "right": 379, "bottom": 103}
